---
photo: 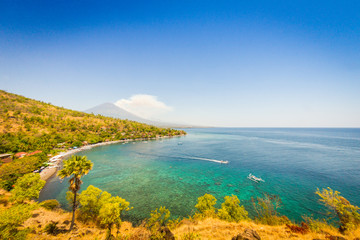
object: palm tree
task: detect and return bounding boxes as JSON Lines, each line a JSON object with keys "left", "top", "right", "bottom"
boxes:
{"left": 58, "top": 155, "right": 93, "bottom": 230}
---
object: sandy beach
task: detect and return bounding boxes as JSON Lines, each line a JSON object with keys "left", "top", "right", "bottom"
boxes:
{"left": 39, "top": 135, "right": 182, "bottom": 181}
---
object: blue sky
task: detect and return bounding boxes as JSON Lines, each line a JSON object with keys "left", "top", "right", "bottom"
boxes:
{"left": 1, "top": 0, "right": 359, "bottom": 127}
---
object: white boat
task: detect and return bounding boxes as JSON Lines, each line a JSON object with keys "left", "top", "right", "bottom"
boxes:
{"left": 220, "top": 160, "right": 229, "bottom": 164}
{"left": 247, "top": 173, "right": 265, "bottom": 183}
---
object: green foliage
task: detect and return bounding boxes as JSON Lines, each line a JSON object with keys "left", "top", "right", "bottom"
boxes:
{"left": 44, "top": 221, "right": 59, "bottom": 235}
{"left": 58, "top": 155, "right": 93, "bottom": 230}
{"left": 147, "top": 206, "right": 171, "bottom": 239}
{"left": 78, "top": 184, "right": 131, "bottom": 236}
{"left": 0, "top": 155, "right": 46, "bottom": 191}
{"left": 302, "top": 216, "right": 333, "bottom": 233}
{"left": 78, "top": 185, "right": 106, "bottom": 221}
{"left": 40, "top": 199, "right": 60, "bottom": 210}
{"left": 0, "top": 203, "right": 36, "bottom": 240}
{"left": 167, "top": 217, "right": 182, "bottom": 230}
{"left": 148, "top": 206, "right": 171, "bottom": 228}
{"left": 0, "top": 90, "right": 186, "bottom": 155}
{"left": 10, "top": 173, "right": 45, "bottom": 203}
{"left": 218, "top": 195, "right": 248, "bottom": 222}
{"left": 252, "top": 194, "right": 289, "bottom": 225}
{"left": 316, "top": 187, "right": 360, "bottom": 232}
{"left": 0, "top": 90, "right": 185, "bottom": 192}
{"left": 194, "top": 193, "right": 217, "bottom": 217}
{"left": 181, "top": 231, "right": 201, "bottom": 240}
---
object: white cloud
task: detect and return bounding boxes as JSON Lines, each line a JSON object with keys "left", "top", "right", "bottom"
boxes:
{"left": 114, "top": 94, "right": 173, "bottom": 119}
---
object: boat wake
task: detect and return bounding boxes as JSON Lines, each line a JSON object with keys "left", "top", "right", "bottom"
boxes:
{"left": 178, "top": 156, "right": 229, "bottom": 164}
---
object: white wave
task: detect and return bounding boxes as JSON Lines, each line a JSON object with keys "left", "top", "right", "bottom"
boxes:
{"left": 179, "top": 156, "right": 228, "bottom": 164}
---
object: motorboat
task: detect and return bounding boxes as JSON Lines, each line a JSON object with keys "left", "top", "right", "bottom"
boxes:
{"left": 247, "top": 173, "right": 265, "bottom": 183}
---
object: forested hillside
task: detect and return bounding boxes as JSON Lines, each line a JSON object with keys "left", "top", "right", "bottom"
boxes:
{"left": 0, "top": 90, "right": 185, "bottom": 154}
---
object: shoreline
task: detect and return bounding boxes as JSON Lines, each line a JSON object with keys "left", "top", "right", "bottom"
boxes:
{"left": 40, "top": 135, "right": 185, "bottom": 182}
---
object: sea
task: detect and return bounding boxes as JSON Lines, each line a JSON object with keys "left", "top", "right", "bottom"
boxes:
{"left": 39, "top": 128, "right": 360, "bottom": 224}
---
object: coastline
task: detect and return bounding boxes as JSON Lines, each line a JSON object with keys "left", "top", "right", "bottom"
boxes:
{"left": 40, "top": 135, "right": 184, "bottom": 182}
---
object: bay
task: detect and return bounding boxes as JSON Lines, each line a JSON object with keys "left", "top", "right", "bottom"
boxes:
{"left": 39, "top": 128, "right": 360, "bottom": 223}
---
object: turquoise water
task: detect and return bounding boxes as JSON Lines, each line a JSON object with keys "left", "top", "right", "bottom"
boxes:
{"left": 39, "top": 128, "right": 360, "bottom": 224}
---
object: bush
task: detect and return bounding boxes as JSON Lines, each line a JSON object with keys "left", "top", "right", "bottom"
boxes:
{"left": 194, "top": 194, "right": 217, "bottom": 218}
{"left": 10, "top": 173, "right": 45, "bottom": 203}
{"left": 316, "top": 187, "right": 360, "bottom": 233}
{"left": 147, "top": 206, "right": 171, "bottom": 239}
{"left": 44, "top": 221, "right": 59, "bottom": 235}
{"left": 181, "top": 231, "right": 201, "bottom": 240}
{"left": 40, "top": 199, "right": 60, "bottom": 210}
{"left": 0, "top": 204, "right": 36, "bottom": 240}
{"left": 78, "top": 185, "right": 111, "bottom": 222}
{"left": 218, "top": 195, "right": 249, "bottom": 222}
{"left": 302, "top": 216, "right": 333, "bottom": 233}
{"left": 252, "top": 194, "right": 289, "bottom": 225}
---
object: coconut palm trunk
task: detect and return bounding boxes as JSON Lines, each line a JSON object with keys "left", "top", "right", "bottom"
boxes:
{"left": 58, "top": 155, "right": 93, "bottom": 231}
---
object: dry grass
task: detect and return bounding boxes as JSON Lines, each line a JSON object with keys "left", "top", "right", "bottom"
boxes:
{"left": 15, "top": 208, "right": 360, "bottom": 239}
{"left": 23, "top": 207, "right": 151, "bottom": 240}
{"left": 172, "top": 218, "right": 360, "bottom": 240}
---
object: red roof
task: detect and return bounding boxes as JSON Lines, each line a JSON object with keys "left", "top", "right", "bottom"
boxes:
{"left": 28, "top": 150, "right": 42, "bottom": 156}
{"left": 15, "top": 152, "right": 27, "bottom": 157}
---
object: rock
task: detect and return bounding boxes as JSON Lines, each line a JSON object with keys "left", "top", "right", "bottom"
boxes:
{"left": 159, "top": 227, "right": 175, "bottom": 240}
{"left": 232, "top": 228, "right": 261, "bottom": 240}
{"left": 85, "top": 230, "right": 92, "bottom": 235}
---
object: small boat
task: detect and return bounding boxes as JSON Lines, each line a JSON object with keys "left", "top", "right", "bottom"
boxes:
{"left": 220, "top": 160, "right": 229, "bottom": 164}
{"left": 178, "top": 142, "right": 183, "bottom": 145}
{"left": 247, "top": 173, "right": 265, "bottom": 183}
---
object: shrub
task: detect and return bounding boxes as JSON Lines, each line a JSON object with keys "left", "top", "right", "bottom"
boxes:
{"left": 44, "top": 221, "right": 59, "bottom": 235}
{"left": 181, "top": 231, "right": 201, "bottom": 240}
{"left": 302, "top": 216, "right": 333, "bottom": 233}
{"left": 147, "top": 206, "right": 171, "bottom": 239}
{"left": 218, "top": 195, "right": 249, "bottom": 222}
{"left": 40, "top": 199, "right": 60, "bottom": 210}
{"left": 285, "top": 222, "right": 309, "bottom": 234}
{"left": 78, "top": 185, "right": 111, "bottom": 222}
{"left": 316, "top": 187, "right": 360, "bottom": 233}
{"left": 0, "top": 204, "right": 36, "bottom": 240}
{"left": 194, "top": 193, "right": 217, "bottom": 218}
{"left": 10, "top": 173, "right": 45, "bottom": 203}
{"left": 252, "top": 194, "right": 289, "bottom": 225}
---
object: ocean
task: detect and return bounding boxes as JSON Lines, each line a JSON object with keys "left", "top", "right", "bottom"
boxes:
{"left": 39, "top": 128, "right": 360, "bottom": 224}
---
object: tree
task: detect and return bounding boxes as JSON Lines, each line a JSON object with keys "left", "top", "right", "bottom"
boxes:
{"left": 218, "top": 195, "right": 248, "bottom": 222}
{"left": 316, "top": 187, "right": 360, "bottom": 232}
{"left": 58, "top": 155, "right": 93, "bottom": 231}
{"left": 195, "top": 193, "right": 217, "bottom": 217}
{"left": 79, "top": 185, "right": 111, "bottom": 221}
{"left": 10, "top": 173, "right": 45, "bottom": 203}
{"left": 147, "top": 206, "right": 171, "bottom": 239}
{"left": 252, "top": 193, "right": 289, "bottom": 225}
{"left": 98, "top": 196, "right": 130, "bottom": 239}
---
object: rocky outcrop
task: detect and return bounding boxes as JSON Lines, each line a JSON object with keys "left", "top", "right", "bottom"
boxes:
{"left": 232, "top": 228, "right": 261, "bottom": 240}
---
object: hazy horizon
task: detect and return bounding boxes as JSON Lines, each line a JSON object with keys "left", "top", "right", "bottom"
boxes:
{"left": 1, "top": 1, "right": 359, "bottom": 127}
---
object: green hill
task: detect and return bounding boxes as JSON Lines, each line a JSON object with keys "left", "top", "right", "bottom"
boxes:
{"left": 0, "top": 90, "right": 185, "bottom": 190}
{"left": 0, "top": 90, "right": 185, "bottom": 154}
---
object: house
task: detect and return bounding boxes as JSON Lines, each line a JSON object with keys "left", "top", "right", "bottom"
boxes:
{"left": 0, "top": 153, "right": 12, "bottom": 163}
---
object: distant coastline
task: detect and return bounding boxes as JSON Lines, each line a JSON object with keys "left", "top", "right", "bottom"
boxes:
{"left": 40, "top": 134, "right": 185, "bottom": 182}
